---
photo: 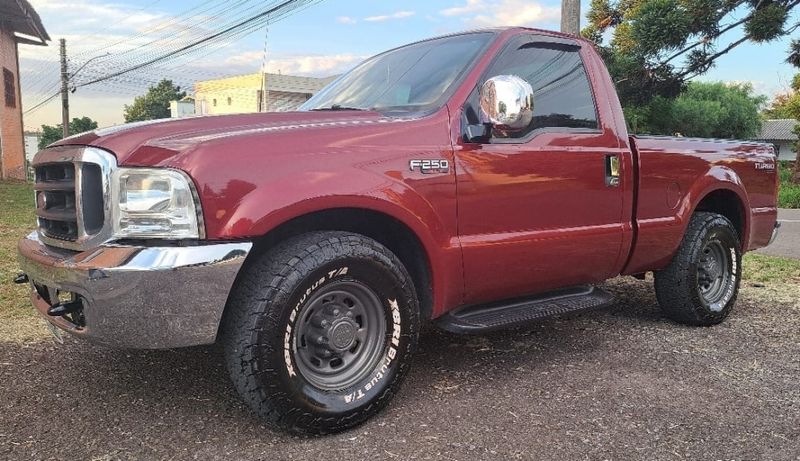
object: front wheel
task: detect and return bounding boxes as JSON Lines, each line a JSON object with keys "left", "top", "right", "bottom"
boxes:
{"left": 221, "top": 232, "right": 419, "bottom": 435}
{"left": 654, "top": 212, "right": 742, "bottom": 326}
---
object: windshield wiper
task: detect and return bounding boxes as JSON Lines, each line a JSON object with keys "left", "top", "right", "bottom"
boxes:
{"left": 310, "top": 104, "right": 367, "bottom": 111}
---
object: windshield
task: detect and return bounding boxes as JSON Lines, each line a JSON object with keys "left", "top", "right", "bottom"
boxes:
{"left": 300, "top": 32, "right": 494, "bottom": 114}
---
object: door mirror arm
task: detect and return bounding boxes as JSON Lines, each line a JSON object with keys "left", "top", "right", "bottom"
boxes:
{"left": 464, "top": 123, "right": 492, "bottom": 143}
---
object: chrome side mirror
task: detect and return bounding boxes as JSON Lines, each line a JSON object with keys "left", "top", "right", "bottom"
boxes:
{"left": 479, "top": 75, "right": 534, "bottom": 132}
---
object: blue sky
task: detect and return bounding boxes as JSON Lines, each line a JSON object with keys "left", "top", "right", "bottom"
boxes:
{"left": 18, "top": 0, "right": 800, "bottom": 130}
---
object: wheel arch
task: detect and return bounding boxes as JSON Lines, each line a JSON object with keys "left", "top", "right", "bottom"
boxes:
{"left": 685, "top": 166, "right": 751, "bottom": 250}
{"left": 231, "top": 205, "right": 437, "bottom": 322}
{"left": 693, "top": 188, "right": 748, "bottom": 247}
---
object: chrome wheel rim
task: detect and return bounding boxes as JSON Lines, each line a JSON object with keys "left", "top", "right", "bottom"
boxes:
{"left": 293, "top": 281, "right": 387, "bottom": 391}
{"left": 697, "top": 240, "right": 732, "bottom": 310}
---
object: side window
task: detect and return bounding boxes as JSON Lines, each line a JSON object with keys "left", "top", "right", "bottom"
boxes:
{"left": 471, "top": 38, "right": 598, "bottom": 140}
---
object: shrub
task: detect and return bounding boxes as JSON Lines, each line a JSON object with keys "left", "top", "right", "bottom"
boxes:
{"left": 778, "top": 162, "right": 800, "bottom": 208}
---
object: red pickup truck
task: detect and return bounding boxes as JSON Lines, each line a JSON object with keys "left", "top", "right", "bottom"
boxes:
{"left": 17, "top": 27, "right": 780, "bottom": 434}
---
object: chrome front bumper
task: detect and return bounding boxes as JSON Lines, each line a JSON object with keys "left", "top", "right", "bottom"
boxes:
{"left": 17, "top": 232, "right": 251, "bottom": 349}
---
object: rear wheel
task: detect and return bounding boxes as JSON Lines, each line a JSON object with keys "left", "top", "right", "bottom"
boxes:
{"left": 221, "top": 232, "right": 419, "bottom": 434}
{"left": 654, "top": 212, "right": 742, "bottom": 326}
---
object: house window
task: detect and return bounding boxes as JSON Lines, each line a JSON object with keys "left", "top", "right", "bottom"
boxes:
{"left": 227, "top": 97, "right": 232, "bottom": 105}
{"left": 3, "top": 68, "right": 16, "bottom": 108}
{"left": 213, "top": 98, "right": 217, "bottom": 107}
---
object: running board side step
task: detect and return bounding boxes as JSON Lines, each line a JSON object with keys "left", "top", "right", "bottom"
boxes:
{"left": 435, "top": 286, "right": 615, "bottom": 334}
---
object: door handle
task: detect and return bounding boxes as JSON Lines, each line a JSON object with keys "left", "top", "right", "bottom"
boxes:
{"left": 605, "top": 154, "right": 620, "bottom": 187}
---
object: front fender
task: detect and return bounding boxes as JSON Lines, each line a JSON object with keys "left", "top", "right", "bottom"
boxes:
{"left": 196, "top": 162, "right": 463, "bottom": 316}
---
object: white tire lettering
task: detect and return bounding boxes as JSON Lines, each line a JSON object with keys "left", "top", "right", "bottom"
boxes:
{"left": 284, "top": 267, "right": 349, "bottom": 379}
{"left": 341, "top": 298, "right": 403, "bottom": 404}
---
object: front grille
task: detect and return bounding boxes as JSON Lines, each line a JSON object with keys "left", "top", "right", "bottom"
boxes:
{"left": 34, "top": 163, "right": 79, "bottom": 241}
{"left": 80, "top": 164, "right": 105, "bottom": 234}
{"left": 31, "top": 146, "right": 116, "bottom": 251}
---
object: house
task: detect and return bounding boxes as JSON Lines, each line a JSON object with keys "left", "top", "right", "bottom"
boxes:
{"left": 170, "top": 96, "right": 195, "bottom": 118}
{"left": 22, "top": 131, "right": 38, "bottom": 179}
{"left": 0, "top": 0, "right": 49, "bottom": 180}
{"left": 755, "top": 119, "right": 798, "bottom": 161}
{"left": 23, "top": 130, "right": 39, "bottom": 159}
{"left": 194, "top": 72, "right": 337, "bottom": 116}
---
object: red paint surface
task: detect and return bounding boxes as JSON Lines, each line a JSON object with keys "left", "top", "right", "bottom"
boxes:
{"left": 53, "top": 27, "right": 779, "bottom": 317}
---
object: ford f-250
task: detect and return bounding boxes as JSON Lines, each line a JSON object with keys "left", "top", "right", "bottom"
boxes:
{"left": 16, "top": 27, "right": 780, "bottom": 434}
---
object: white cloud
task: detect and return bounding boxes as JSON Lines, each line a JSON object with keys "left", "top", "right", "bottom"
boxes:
{"left": 439, "top": 0, "right": 559, "bottom": 27}
{"left": 262, "top": 54, "right": 365, "bottom": 76}
{"left": 29, "top": 0, "right": 164, "bottom": 34}
{"left": 337, "top": 16, "right": 357, "bottom": 24}
{"left": 221, "top": 52, "right": 365, "bottom": 77}
{"left": 364, "top": 11, "right": 416, "bottom": 22}
{"left": 440, "top": 0, "right": 484, "bottom": 16}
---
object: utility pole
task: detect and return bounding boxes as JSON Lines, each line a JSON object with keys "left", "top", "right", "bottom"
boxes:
{"left": 561, "top": 0, "right": 580, "bottom": 35}
{"left": 59, "top": 38, "right": 69, "bottom": 137}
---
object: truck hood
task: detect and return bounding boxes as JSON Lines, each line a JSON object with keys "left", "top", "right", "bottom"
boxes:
{"left": 53, "top": 110, "right": 392, "bottom": 166}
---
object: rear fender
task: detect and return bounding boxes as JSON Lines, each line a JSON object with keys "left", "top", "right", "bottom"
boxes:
{"left": 681, "top": 165, "right": 751, "bottom": 242}
{"left": 624, "top": 165, "right": 750, "bottom": 275}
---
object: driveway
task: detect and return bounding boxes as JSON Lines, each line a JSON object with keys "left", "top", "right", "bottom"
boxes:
{"left": 1, "top": 278, "right": 798, "bottom": 460}
{"left": 757, "top": 208, "right": 800, "bottom": 259}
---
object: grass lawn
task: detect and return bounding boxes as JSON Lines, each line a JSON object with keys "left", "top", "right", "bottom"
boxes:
{"left": 742, "top": 252, "right": 800, "bottom": 283}
{"left": 0, "top": 180, "right": 47, "bottom": 342}
{"left": 0, "top": 181, "right": 35, "bottom": 318}
{"left": 1, "top": 179, "right": 798, "bottom": 344}
{"left": 778, "top": 162, "right": 800, "bottom": 208}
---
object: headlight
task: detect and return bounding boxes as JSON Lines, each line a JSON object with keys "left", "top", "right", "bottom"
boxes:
{"left": 112, "top": 168, "right": 203, "bottom": 239}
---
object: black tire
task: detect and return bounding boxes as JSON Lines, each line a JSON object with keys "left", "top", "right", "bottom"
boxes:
{"left": 654, "top": 212, "right": 742, "bottom": 326}
{"left": 221, "top": 231, "right": 419, "bottom": 435}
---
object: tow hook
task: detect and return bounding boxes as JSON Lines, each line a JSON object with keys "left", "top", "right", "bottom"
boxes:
{"left": 13, "top": 273, "right": 29, "bottom": 284}
{"left": 47, "top": 300, "right": 83, "bottom": 317}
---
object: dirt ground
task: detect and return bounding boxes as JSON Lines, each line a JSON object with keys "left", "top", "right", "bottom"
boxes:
{"left": 1, "top": 276, "right": 798, "bottom": 461}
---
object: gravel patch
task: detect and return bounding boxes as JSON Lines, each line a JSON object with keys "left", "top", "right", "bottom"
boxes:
{"left": 1, "top": 277, "right": 798, "bottom": 460}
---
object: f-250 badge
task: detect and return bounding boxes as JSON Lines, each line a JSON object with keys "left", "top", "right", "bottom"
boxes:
{"left": 409, "top": 159, "right": 449, "bottom": 174}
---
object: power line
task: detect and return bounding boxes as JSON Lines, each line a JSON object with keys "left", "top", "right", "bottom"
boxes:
{"left": 23, "top": 0, "right": 327, "bottom": 122}
{"left": 71, "top": 0, "right": 226, "bottom": 60}
{"left": 76, "top": 0, "right": 311, "bottom": 88}
{"left": 24, "top": 91, "right": 60, "bottom": 115}
{"left": 79, "top": 0, "right": 310, "bottom": 79}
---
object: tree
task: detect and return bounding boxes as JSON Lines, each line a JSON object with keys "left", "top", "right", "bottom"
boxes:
{"left": 583, "top": 0, "right": 800, "bottom": 107}
{"left": 123, "top": 79, "right": 185, "bottom": 123}
{"left": 39, "top": 116, "right": 99, "bottom": 150}
{"left": 626, "top": 81, "right": 765, "bottom": 138}
{"left": 763, "top": 74, "right": 800, "bottom": 118}
{"left": 763, "top": 74, "right": 800, "bottom": 181}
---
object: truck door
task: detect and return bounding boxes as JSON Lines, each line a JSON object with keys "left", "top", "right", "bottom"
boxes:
{"left": 455, "top": 35, "right": 626, "bottom": 305}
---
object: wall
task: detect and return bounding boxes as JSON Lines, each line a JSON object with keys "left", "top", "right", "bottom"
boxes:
{"left": 264, "top": 90, "right": 311, "bottom": 112}
{"left": 194, "top": 73, "right": 336, "bottom": 115}
{"left": 775, "top": 141, "right": 797, "bottom": 161}
{"left": 24, "top": 133, "right": 40, "bottom": 161}
{"left": 170, "top": 100, "right": 195, "bottom": 118}
{"left": 195, "top": 73, "right": 261, "bottom": 115}
{"left": 0, "top": 28, "right": 25, "bottom": 180}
